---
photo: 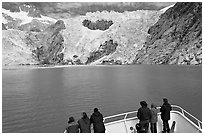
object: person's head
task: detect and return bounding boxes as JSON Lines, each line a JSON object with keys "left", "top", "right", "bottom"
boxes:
{"left": 82, "top": 112, "right": 88, "bottom": 119}
{"left": 94, "top": 108, "right": 99, "bottom": 112}
{"left": 163, "top": 98, "right": 168, "bottom": 103}
{"left": 68, "top": 116, "right": 75, "bottom": 123}
{"left": 140, "top": 101, "right": 147, "bottom": 107}
{"left": 151, "top": 103, "right": 156, "bottom": 108}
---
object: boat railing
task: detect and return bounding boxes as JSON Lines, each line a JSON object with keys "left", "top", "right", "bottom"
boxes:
{"left": 103, "top": 110, "right": 138, "bottom": 133}
{"left": 170, "top": 105, "right": 202, "bottom": 132}
{"left": 103, "top": 105, "right": 202, "bottom": 132}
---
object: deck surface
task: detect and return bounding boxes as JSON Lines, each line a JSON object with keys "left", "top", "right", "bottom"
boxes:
{"left": 105, "top": 112, "right": 201, "bottom": 133}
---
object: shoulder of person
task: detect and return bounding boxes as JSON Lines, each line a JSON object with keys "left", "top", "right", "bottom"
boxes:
{"left": 78, "top": 119, "right": 82, "bottom": 123}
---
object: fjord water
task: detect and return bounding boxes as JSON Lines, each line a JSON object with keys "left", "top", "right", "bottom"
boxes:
{"left": 2, "top": 65, "right": 202, "bottom": 133}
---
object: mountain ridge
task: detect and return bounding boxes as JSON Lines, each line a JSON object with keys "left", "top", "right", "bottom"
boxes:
{"left": 2, "top": 2, "right": 175, "bottom": 18}
{"left": 2, "top": 2, "right": 202, "bottom": 67}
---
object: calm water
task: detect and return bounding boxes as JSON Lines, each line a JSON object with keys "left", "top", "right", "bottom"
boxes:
{"left": 2, "top": 65, "right": 202, "bottom": 133}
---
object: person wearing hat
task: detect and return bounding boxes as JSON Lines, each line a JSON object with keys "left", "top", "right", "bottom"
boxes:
{"left": 90, "top": 108, "right": 106, "bottom": 133}
{"left": 78, "top": 112, "right": 91, "bottom": 133}
{"left": 160, "top": 98, "right": 172, "bottom": 133}
{"left": 65, "top": 116, "right": 79, "bottom": 133}
{"left": 137, "top": 101, "right": 151, "bottom": 133}
{"left": 150, "top": 103, "right": 158, "bottom": 133}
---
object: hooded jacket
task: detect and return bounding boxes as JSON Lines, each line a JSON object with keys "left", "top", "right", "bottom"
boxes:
{"left": 78, "top": 117, "right": 91, "bottom": 133}
{"left": 150, "top": 104, "right": 158, "bottom": 123}
{"left": 90, "top": 111, "right": 105, "bottom": 133}
{"left": 137, "top": 106, "right": 151, "bottom": 122}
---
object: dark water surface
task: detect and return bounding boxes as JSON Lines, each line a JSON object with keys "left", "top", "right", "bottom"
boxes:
{"left": 2, "top": 65, "right": 202, "bottom": 133}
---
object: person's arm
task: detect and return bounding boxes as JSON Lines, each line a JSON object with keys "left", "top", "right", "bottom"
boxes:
{"left": 101, "top": 114, "right": 104, "bottom": 122}
{"left": 149, "top": 108, "right": 152, "bottom": 120}
{"left": 160, "top": 105, "right": 164, "bottom": 112}
{"left": 77, "top": 120, "right": 80, "bottom": 129}
{"left": 77, "top": 123, "right": 80, "bottom": 133}
{"left": 137, "top": 109, "right": 141, "bottom": 119}
{"left": 170, "top": 104, "right": 172, "bottom": 111}
{"left": 150, "top": 109, "right": 153, "bottom": 119}
{"left": 90, "top": 115, "right": 93, "bottom": 124}
{"left": 65, "top": 126, "right": 69, "bottom": 133}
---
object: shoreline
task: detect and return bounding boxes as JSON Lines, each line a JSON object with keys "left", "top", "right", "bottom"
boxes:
{"left": 2, "top": 64, "right": 125, "bottom": 70}
{"left": 2, "top": 64, "right": 202, "bottom": 70}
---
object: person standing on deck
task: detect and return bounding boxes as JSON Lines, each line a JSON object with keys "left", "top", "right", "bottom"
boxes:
{"left": 160, "top": 98, "right": 172, "bottom": 133}
{"left": 150, "top": 103, "right": 158, "bottom": 133}
{"left": 90, "top": 108, "right": 106, "bottom": 133}
{"left": 137, "top": 101, "right": 151, "bottom": 133}
{"left": 78, "top": 112, "right": 91, "bottom": 133}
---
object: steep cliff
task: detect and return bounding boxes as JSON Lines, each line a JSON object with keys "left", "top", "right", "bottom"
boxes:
{"left": 27, "top": 20, "right": 66, "bottom": 64}
{"left": 133, "top": 2, "right": 202, "bottom": 65}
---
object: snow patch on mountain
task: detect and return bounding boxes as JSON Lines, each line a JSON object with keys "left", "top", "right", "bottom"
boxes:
{"left": 160, "top": 4, "right": 175, "bottom": 13}
{"left": 2, "top": 8, "right": 57, "bottom": 25}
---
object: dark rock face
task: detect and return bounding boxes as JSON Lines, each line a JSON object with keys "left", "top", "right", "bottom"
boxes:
{"left": 2, "top": 23, "right": 7, "bottom": 30}
{"left": 18, "top": 19, "right": 50, "bottom": 32}
{"left": 86, "top": 39, "right": 118, "bottom": 64}
{"left": 45, "top": 20, "right": 65, "bottom": 33}
{"left": 82, "top": 19, "right": 113, "bottom": 31}
{"left": 27, "top": 20, "right": 66, "bottom": 64}
{"left": 2, "top": 2, "right": 21, "bottom": 12}
{"left": 101, "top": 59, "right": 122, "bottom": 65}
{"left": 133, "top": 2, "right": 202, "bottom": 65}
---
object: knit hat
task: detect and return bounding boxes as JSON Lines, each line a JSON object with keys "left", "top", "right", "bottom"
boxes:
{"left": 68, "top": 116, "right": 75, "bottom": 123}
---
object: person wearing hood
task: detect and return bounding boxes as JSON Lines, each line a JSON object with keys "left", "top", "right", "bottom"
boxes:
{"left": 78, "top": 112, "right": 91, "bottom": 133}
{"left": 65, "top": 116, "right": 79, "bottom": 133}
{"left": 90, "top": 108, "right": 106, "bottom": 133}
{"left": 150, "top": 103, "right": 158, "bottom": 133}
{"left": 137, "top": 101, "right": 151, "bottom": 133}
{"left": 160, "top": 98, "right": 172, "bottom": 133}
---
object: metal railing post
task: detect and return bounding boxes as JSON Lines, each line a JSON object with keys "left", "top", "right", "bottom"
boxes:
{"left": 182, "top": 109, "right": 185, "bottom": 116}
{"left": 124, "top": 113, "right": 128, "bottom": 133}
{"left": 198, "top": 121, "right": 201, "bottom": 130}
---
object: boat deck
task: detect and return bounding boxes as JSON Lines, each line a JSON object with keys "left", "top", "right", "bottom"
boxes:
{"left": 103, "top": 105, "right": 202, "bottom": 133}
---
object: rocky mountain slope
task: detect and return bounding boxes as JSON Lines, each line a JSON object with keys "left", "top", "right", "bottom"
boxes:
{"left": 2, "top": 20, "right": 66, "bottom": 66}
{"left": 133, "top": 2, "right": 202, "bottom": 65}
{"left": 2, "top": 2, "right": 202, "bottom": 66}
{"left": 2, "top": 30, "right": 37, "bottom": 66}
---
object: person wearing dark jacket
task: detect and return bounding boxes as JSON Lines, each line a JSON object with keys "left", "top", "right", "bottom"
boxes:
{"left": 78, "top": 112, "right": 91, "bottom": 133}
{"left": 65, "top": 116, "right": 79, "bottom": 133}
{"left": 137, "top": 101, "right": 151, "bottom": 133}
{"left": 160, "top": 98, "right": 172, "bottom": 133}
{"left": 90, "top": 108, "right": 106, "bottom": 133}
